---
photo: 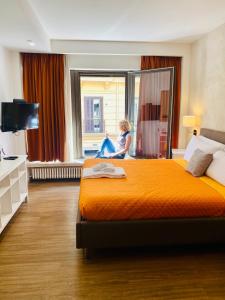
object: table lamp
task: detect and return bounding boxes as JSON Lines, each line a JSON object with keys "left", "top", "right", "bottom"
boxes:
{"left": 182, "top": 115, "right": 197, "bottom": 135}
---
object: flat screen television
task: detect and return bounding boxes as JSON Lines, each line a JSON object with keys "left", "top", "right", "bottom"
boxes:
{"left": 1, "top": 102, "right": 39, "bottom": 132}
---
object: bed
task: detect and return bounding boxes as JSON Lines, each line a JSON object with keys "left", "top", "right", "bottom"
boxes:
{"left": 76, "top": 128, "right": 225, "bottom": 255}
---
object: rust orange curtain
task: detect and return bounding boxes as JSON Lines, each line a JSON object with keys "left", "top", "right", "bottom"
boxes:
{"left": 21, "top": 53, "right": 66, "bottom": 162}
{"left": 141, "top": 56, "right": 181, "bottom": 148}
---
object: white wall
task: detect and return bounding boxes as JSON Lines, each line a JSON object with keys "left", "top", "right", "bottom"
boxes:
{"left": 0, "top": 45, "right": 25, "bottom": 155}
{"left": 67, "top": 40, "right": 191, "bottom": 148}
{"left": 68, "top": 54, "right": 140, "bottom": 71}
{"left": 189, "top": 23, "right": 225, "bottom": 132}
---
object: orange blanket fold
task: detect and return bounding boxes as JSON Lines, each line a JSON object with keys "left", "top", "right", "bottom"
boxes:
{"left": 79, "top": 159, "right": 225, "bottom": 221}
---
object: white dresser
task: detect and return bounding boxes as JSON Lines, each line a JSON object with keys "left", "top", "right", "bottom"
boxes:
{"left": 0, "top": 156, "right": 28, "bottom": 234}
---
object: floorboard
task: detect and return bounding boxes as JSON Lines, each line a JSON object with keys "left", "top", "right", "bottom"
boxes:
{"left": 0, "top": 182, "right": 225, "bottom": 299}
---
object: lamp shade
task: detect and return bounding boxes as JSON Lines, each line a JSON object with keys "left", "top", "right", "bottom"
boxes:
{"left": 182, "top": 115, "right": 196, "bottom": 128}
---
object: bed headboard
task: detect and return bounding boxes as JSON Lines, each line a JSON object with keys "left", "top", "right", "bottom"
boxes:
{"left": 200, "top": 128, "right": 225, "bottom": 145}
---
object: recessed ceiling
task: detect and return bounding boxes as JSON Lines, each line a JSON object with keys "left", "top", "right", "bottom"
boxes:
{"left": 0, "top": 0, "right": 50, "bottom": 52}
{"left": 0, "top": 0, "right": 225, "bottom": 51}
{"left": 28, "top": 0, "right": 225, "bottom": 42}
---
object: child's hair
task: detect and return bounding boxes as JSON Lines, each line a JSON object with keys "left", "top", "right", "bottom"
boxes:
{"left": 119, "top": 119, "right": 131, "bottom": 132}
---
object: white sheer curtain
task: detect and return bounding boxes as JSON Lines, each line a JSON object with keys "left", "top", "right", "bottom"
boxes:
{"left": 135, "top": 69, "right": 173, "bottom": 158}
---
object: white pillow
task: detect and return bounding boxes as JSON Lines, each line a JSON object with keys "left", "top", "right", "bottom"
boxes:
{"left": 184, "top": 135, "right": 198, "bottom": 161}
{"left": 198, "top": 136, "right": 225, "bottom": 150}
{"left": 184, "top": 135, "right": 225, "bottom": 161}
{"left": 206, "top": 150, "right": 225, "bottom": 186}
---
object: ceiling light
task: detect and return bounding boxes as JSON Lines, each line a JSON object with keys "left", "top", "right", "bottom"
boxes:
{"left": 27, "top": 40, "right": 35, "bottom": 47}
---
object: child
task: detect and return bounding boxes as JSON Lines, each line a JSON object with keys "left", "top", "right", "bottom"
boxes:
{"left": 96, "top": 120, "right": 131, "bottom": 159}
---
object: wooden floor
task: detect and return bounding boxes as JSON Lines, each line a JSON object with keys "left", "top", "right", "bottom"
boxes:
{"left": 1, "top": 183, "right": 225, "bottom": 299}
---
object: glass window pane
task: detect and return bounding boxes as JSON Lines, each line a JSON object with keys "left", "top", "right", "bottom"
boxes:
{"left": 80, "top": 76, "right": 126, "bottom": 157}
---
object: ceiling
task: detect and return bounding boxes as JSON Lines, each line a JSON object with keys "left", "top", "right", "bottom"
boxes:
{"left": 0, "top": 0, "right": 225, "bottom": 52}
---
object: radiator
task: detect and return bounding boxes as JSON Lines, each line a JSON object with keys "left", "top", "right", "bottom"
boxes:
{"left": 30, "top": 166, "right": 82, "bottom": 180}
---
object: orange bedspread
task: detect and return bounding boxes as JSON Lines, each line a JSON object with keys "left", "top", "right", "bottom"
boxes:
{"left": 79, "top": 159, "right": 225, "bottom": 221}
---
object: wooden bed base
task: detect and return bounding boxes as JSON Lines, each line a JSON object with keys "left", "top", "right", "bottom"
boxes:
{"left": 76, "top": 209, "right": 225, "bottom": 249}
{"left": 76, "top": 128, "right": 225, "bottom": 254}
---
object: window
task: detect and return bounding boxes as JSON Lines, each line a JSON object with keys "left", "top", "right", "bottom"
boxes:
{"left": 80, "top": 74, "right": 126, "bottom": 157}
{"left": 71, "top": 69, "right": 175, "bottom": 159}
{"left": 83, "top": 97, "right": 103, "bottom": 133}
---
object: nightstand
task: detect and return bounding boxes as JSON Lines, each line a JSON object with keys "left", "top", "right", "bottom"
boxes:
{"left": 172, "top": 149, "right": 185, "bottom": 159}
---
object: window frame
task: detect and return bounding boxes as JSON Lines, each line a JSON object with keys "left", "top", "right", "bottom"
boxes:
{"left": 83, "top": 96, "right": 104, "bottom": 134}
{"left": 70, "top": 70, "right": 129, "bottom": 158}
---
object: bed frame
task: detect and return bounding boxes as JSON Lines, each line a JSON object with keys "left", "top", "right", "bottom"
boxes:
{"left": 76, "top": 128, "right": 225, "bottom": 255}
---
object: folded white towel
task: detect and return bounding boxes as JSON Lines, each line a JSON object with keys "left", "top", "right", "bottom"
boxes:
{"left": 92, "top": 162, "right": 114, "bottom": 172}
{"left": 82, "top": 167, "right": 126, "bottom": 179}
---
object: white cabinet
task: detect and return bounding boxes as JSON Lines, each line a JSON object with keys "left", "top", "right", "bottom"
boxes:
{"left": 0, "top": 156, "right": 27, "bottom": 234}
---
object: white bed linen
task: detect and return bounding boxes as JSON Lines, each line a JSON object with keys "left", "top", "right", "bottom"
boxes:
{"left": 184, "top": 135, "right": 225, "bottom": 161}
